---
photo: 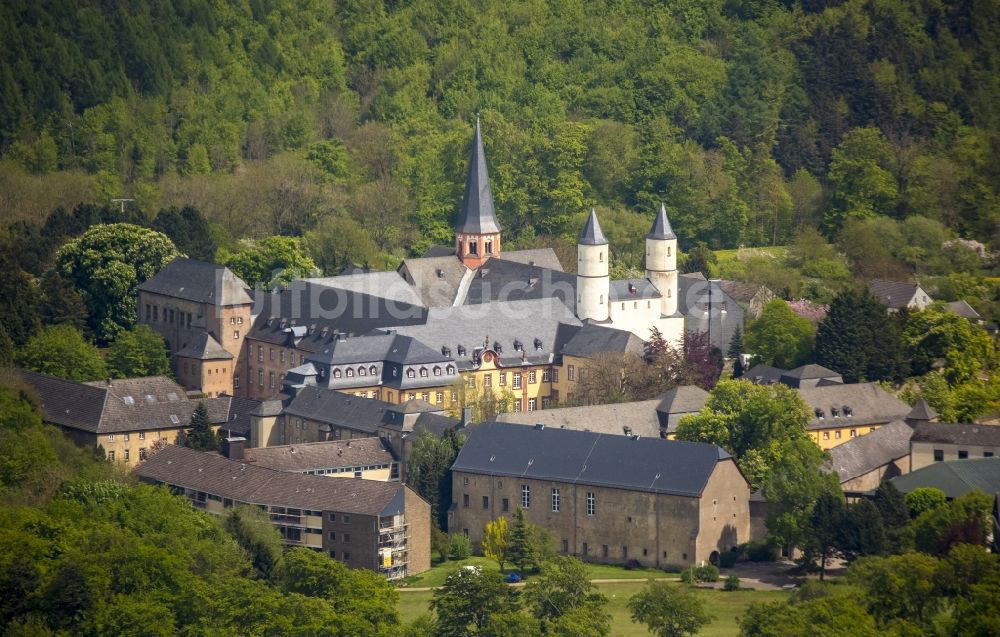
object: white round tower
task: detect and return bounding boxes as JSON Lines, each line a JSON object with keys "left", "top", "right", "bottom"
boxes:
{"left": 645, "top": 203, "right": 678, "bottom": 317}
{"left": 577, "top": 208, "right": 610, "bottom": 322}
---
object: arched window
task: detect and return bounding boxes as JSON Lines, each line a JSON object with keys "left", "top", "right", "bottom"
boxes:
{"left": 333, "top": 369, "right": 342, "bottom": 378}
{"left": 406, "top": 369, "right": 415, "bottom": 379}
{"left": 420, "top": 368, "right": 428, "bottom": 377}
{"left": 369, "top": 365, "right": 378, "bottom": 375}
{"left": 433, "top": 366, "right": 442, "bottom": 376}
{"left": 358, "top": 366, "right": 366, "bottom": 376}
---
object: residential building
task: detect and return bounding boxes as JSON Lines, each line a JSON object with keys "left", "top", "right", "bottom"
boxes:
{"left": 449, "top": 422, "right": 749, "bottom": 569}
{"left": 778, "top": 364, "right": 843, "bottom": 389}
{"left": 868, "top": 279, "right": 933, "bottom": 313}
{"left": 826, "top": 420, "right": 913, "bottom": 497}
{"left": 910, "top": 422, "right": 1000, "bottom": 471}
{"left": 242, "top": 437, "right": 399, "bottom": 481}
{"left": 15, "top": 370, "right": 254, "bottom": 464}
{"left": 797, "top": 382, "right": 911, "bottom": 450}
{"left": 717, "top": 280, "right": 775, "bottom": 320}
{"left": 135, "top": 445, "right": 430, "bottom": 578}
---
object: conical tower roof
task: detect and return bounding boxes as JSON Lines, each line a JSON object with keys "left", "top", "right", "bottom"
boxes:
{"left": 647, "top": 203, "right": 676, "bottom": 240}
{"left": 579, "top": 208, "right": 608, "bottom": 246}
{"left": 456, "top": 118, "right": 501, "bottom": 234}
{"left": 906, "top": 399, "right": 937, "bottom": 423}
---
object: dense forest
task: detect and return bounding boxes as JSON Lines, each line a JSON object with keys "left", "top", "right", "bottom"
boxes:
{"left": 1, "top": 0, "right": 999, "bottom": 264}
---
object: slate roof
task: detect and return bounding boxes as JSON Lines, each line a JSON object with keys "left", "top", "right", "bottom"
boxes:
{"left": 496, "top": 400, "right": 664, "bottom": 438}
{"left": 175, "top": 332, "right": 233, "bottom": 360}
{"left": 717, "top": 280, "right": 772, "bottom": 306}
{"left": 242, "top": 437, "right": 396, "bottom": 473}
{"left": 889, "top": 457, "right": 1000, "bottom": 498}
{"left": 284, "top": 386, "right": 395, "bottom": 434}
{"left": 423, "top": 245, "right": 456, "bottom": 258}
{"left": 868, "top": 279, "right": 927, "bottom": 309}
{"left": 218, "top": 395, "right": 262, "bottom": 438}
{"left": 497, "top": 248, "right": 564, "bottom": 272}
{"left": 677, "top": 274, "right": 744, "bottom": 352}
{"left": 247, "top": 280, "right": 428, "bottom": 346}
{"left": 560, "top": 323, "right": 644, "bottom": 358}
{"left": 456, "top": 119, "right": 500, "bottom": 234}
{"left": 460, "top": 258, "right": 577, "bottom": 308}
{"left": 657, "top": 386, "right": 709, "bottom": 415}
{"left": 392, "top": 298, "right": 581, "bottom": 369}
{"left": 301, "top": 272, "right": 424, "bottom": 307}
{"left": 827, "top": 420, "right": 913, "bottom": 483}
{"left": 906, "top": 399, "right": 938, "bottom": 423}
{"left": 17, "top": 370, "right": 230, "bottom": 434}
{"left": 743, "top": 364, "right": 786, "bottom": 385}
{"left": 911, "top": 422, "right": 1000, "bottom": 447}
{"left": 609, "top": 279, "right": 662, "bottom": 302}
{"left": 647, "top": 203, "right": 676, "bottom": 240}
{"left": 779, "top": 364, "right": 843, "bottom": 388}
{"left": 138, "top": 258, "right": 252, "bottom": 306}
{"left": 946, "top": 300, "right": 982, "bottom": 320}
{"left": 452, "top": 421, "right": 737, "bottom": 497}
{"left": 397, "top": 256, "right": 470, "bottom": 307}
{"left": 578, "top": 208, "right": 608, "bottom": 245}
{"left": 797, "top": 382, "right": 911, "bottom": 430}
{"left": 136, "top": 445, "right": 408, "bottom": 516}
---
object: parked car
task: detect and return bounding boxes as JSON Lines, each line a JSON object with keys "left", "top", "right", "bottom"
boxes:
{"left": 505, "top": 572, "right": 522, "bottom": 583}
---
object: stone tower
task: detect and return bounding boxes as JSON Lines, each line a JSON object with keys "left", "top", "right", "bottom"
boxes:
{"left": 645, "top": 203, "right": 678, "bottom": 317}
{"left": 576, "top": 208, "right": 610, "bottom": 322}
{"left": 455, "top": 118, "right": 501, "bottom": 269}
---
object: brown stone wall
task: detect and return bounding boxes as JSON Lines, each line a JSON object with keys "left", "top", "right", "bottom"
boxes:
{"left": 450, "top": 471, "right": 713, "bottom": 569}
{"left": 841, "top": 457, "right": 908, "bottom": 495}
{"left": 405, "top": 487, "right": 432, "bottom": 575}
{"left": 696, "top": 458, "right": 750, "bottom": 564}
{"left": 244, "top": 339, "right": 307, "bottom": 400}
{"left": 322, "top": 511, "right": 378, "bottom": 570}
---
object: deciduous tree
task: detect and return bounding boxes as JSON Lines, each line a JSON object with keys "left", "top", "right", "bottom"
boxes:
{"left": 17, "top": 325, "right": 107, "bottom": 382}
{"left": 628, "top": 581, "right": 710, "bottom": 637}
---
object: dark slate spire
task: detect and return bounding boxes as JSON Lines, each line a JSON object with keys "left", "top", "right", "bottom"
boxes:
{"left": 579, "top": 208, "right": 608, "bottom": 245}
{"left": 906, "top": 399, "right": 937, "bottom": 423}
{"left": 456, "top": 117, "right": 501, "bottom": 234}
{"left": 647, "top": 202, "right": 676, "bottom": 240}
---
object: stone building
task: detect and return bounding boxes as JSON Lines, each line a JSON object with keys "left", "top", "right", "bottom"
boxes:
{"left": 135, "top": 444, "right": 430, "bottom": 579}
{"left": 449, "top": 421, "right": 749, "bottom": 569}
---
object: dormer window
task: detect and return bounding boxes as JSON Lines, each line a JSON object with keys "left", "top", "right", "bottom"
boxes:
{"left": 843, "top": 406, "right": 853, "bottom": 417}
{"left": 513, "top": 340, "right": 523, "bottom": 352}
{"left": 457, "top": 345, "right": 466, "bottom": 357}
{"left": 346, "top": 368, "right": 354, "bottom": 377}
{"left": 358, "top": 366, "right": 366, "bottom": 376}
{"left": 333, "top": 369, "right": 342, "bottom": 378}
{"left": 831, "top": 407, "right": 839, "bottom": 417}
{"left": 534, "top": 338, "right": 542, "bottom": 350}
{"left": 433, "top": 367, "right": 441, "bottom": 376}
{"left": 406, "top": 369, "right": 415, "bottom": 379}
{"left": 814, "top": 408, "right": 824, "bottom": 419}
{"left": 420, "top": 368, "right": 428, "bottom": 377}
{"left": 370, "top": 365, "right": 378, "bottom": 375}
{"left": 446, "top": 365, "right": 455, "bottom": 374}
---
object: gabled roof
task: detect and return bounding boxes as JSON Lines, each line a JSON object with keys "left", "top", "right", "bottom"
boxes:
{"left": 647, "top": 203, "right": 676, "bottom": 240}
{"left": 496, "top": 400, "right": 663, "bottom": 438}
{"left": 717, "top": 280, "right": 773, "bottom": 305}
{"left": 827, "top": 420, "right": 913, "bottom": 483}
{"left": 175, "top": 332, "right": 233, "bottom": 360}
{"left": 397, "top": 255, "right": 470, "bottom": 307}
{"left": 911, "top": 422, "right": 1000, "bottom": 447}
{"left": 241, "top": 437, "right": 396, "bottom": 473}
{"left": 17, "top": 370, "right": 230, "bottom": 434}
{"left": 889, "top": 457, "right": 1000, "bottom": 498}
{"left": 797, "top": 382, "right": 911, "bottom": 430}
{"left": 135, "top": 445, "right": 408, "bottom": 516}
{"left": 452, "top": 421, "right": 737, "bottom": 497}
{"left": 560, "top": 323, "right": 644, "bottom": 358}
{"left": 300, "top": 272, "right": 424, "bottom": 307}
{"left": 946, "top": 300, "right": 982, "bottom": 320}
{"left": 138, "top": 258, "right": 252, "bottom": 306}
{"left": 498, "top": 248, "right": 564, "bottom": 272}
{"left": 456, "top": 119, "right": 500, "bottom": 235}
{"left": 657, "top": 385, "right": 709, "bottom": 415}
{"left": 218, "top": 395, "right": 262, "bottom": 438}
{"left": 743, "top": 364, "right": 786, "bottom": 385}
{"left": 284, "top": 386, "right": 395, "bottom": 434}
{"left": 461, "top": 257, "right": 576, "bottom": 308}
{"left": 781, "top": 364, "right": 841, "bottom": 380}
{"left": 578, "top": 208, "right": 608, "bottom": 246}
{"left": 868, "top": 279, "right": 926, "bottom": 309}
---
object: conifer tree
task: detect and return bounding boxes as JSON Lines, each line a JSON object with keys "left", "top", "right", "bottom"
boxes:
{"left": 507, "top": 508, "right": 534, "bottom": 573}
{"left": 184, "top": 402, "right": 218, "bottom": 451}
{"left": 815, "top": 289, "right": 906, "bottom": 383}
{"left": 728, "top": 326, "right": 744, "bottom": 378}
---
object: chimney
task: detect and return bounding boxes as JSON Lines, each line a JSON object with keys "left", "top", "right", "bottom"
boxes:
{"left": 222, "top": 436, "right": 246, "bottom": 460}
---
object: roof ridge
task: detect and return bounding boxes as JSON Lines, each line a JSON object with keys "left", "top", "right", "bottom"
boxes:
{"left": 578, "top": 208, "right": 608, "bottom": 246}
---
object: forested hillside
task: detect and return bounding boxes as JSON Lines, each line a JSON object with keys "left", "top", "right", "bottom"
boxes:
{"left": 2, "top": 0, "right": 999, "bottom": 260}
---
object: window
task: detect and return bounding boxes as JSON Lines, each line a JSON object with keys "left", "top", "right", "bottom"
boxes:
{"left": 370, "top": 365, "right": 377, "bottom": 375}
{"left": 551, "top": 488, "right": 560, "bottom": 512}
{"left": 528, "top": 370, "right": 537, "bottom": 384}
{"left": 586, "top": 492, "right": 595, "bottom": 516}
{"left": 521, "top": 484, "right": 531, "bottom": 508}
{"left": 329, "top": 550, "right": 336, "bottom": 559}
{"left": 483, "top": 496, "right": 489, "bottom": 510}
{"left": 934, "top": 449, "right": 944, "bottom": 462}
{"left": 849, "top": 428, "right": 857, "bottom": 438}
{"left": 258, "top": 346, "right": 264, "bottom": 362}
{"left": 107, "top": 451, "right": 115, "bottom": 462}
{"left": 269, "top": 348, "right": 274, "bottom": 361}
{"left": 528, "top": 398, "right": 536, "bottom": 412}
{"left": 622, "top": 546, "right": 628, "bottom": 559}
{"left": 502, "top": 498, "right": 510, "bottom": 512}
{"left": 822, "top": 431, "right": 829, "bottom": 440}
{"left": 985, "top": 451, "right": 994, "bottom": 458}
{"left": 551, "top": 368, "right": 558, "bottom": 382}
{"left": 124, "top": 449, "right": 130, "bottom": 462}
{"left": 513, "top": 373, "right": 522, "bottom": 389}
{"left": 419, "top": 367, "right": 428, "bottom": 377}
{"left": 436, "top": 392, "right": 444, "bottom": 404}
{"left": 582, "top": 543, "right": 588, "bottom": 556}
{"left": 328, "top": 513, "right": 336, "bottom": 522}
{"left": 269, "top": 372, "right": 274, "bottom": 388}
{"left": 108, "top": 434, "right": 115, "bottom": 442}
{"left": 328, "top": 531, "right": 336, "bottom": 541}
{"left": 343, "top": 534, "right": 350, "bottom": 543}
{"left": 138, "top": 432, "right": 145, "bottom": 440}
{"left": 562, "top": 539, "right": 569, "bottom": 554}
{"left": 346, "top": 368, "right": 354, "bottom": 377}
{"left": 342, "top": 515, "right": 350, "bottom": 524}
{"left": 463, "top": 494, "right": 469, "bottom": 508}
{"left": 406, "top": 369, "right": 415, "bottom": 378}
{"left": 124, "top": 433, "right": 130, "bottom": 441}
{"left": 568, "top": 365, "right": 575, "bottom": 381}
{"left": 233, "top": 330, "right": 240, "bottom": 339}
{"left": 258, "top": 369, "right": 264, "bottom": 386}
{"left": 513, "top": 400, "right": 522, "bottom": 412}
{"left": 958, "top": 450, "right": 968, "bottom": 459}
{"left": 433, "top": 366, "right": 441, "bottom": 376}
{"left": 343, "top": 552, "right": 351, "bottom": 561}
{"left": 408, "top": 393, "right": 416, "bottom": 400}
{"left": 469, "top": 241, "right": 477, "bottom": 255}
{"left": 146, "top": 304, "right": 151, "bottom": 321}
{"left": 484, "top": 374, "right": 492, "bottom": 388}
{"left": 542, "top": 369, "right": 551, "bottom": 382}
{"left": 499, "top": 372, "right": 507, "bottom": 386}
{"left": 234, "top": 374, "right": 240, "bottom": 389}
{"left": 602, "top": 545, "right": 608, "bottom": 558}
{"left": 451, "top": 390, "right": 458, "bottom": 401}
{"left": 834, "top": 430, "right": 841, "bottom": 439}
{"left": 422, "top": 392, "right": 429, "bottom": 402}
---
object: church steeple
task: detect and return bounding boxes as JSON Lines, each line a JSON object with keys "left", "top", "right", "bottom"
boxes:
{"left": 455, "top": 118, "right": 501, "bottom": 268}
{"left": 647, "top": 203, "right": 676, "bottom": 240}
{"left": 579, "top": 207, "right": 608, "bottom": 245}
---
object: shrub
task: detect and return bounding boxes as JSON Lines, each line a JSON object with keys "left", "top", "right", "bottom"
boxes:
{"left": 747, "top": 539, "right": 779, "bottom": 562}
{"left": 719, "top": 550, "right": 738, "bottom": 569}
{"left": 624, "top": 559, "right": 642, "bottom": 571}
{"left": 449, "top": 533, "right": 472, "bottom": 560}
{"left": 697, "top": 564, "right": 720, "bottom": 582}
{"left": 723, "top": 575, "right": 740, "bottom": 591}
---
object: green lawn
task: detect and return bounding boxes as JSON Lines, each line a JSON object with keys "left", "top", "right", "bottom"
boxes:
{"left": 714, "top": 246, "right": 788, "bottom": 265}
{"left": 399, "top": 557, "right": 676, "bottom": 589}
{"left": 397, "top": 579, "right": 790, "bottom": 636}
